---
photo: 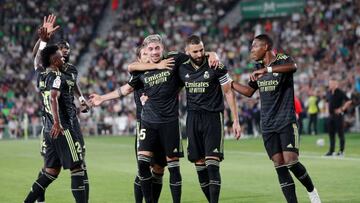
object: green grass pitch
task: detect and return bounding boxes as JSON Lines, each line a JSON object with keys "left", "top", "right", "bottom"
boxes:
{"left": 1, "top": 134, "right": 360, "bottom": 203}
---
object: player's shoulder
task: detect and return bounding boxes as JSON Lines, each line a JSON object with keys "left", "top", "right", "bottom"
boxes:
{"left": 64, "top": 63, "right": 77, "bottom": 73}
{"left": 276, "top": 53, "right": 291, "bottom": 61}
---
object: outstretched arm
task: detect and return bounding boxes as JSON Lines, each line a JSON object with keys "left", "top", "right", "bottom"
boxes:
{"left": 231, "top": 81, "right": 257, "bottom": 97}
{"left": 89, "top": 84, "right": 134, "bottom": 107}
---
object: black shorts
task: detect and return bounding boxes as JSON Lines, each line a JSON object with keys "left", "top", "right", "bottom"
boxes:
{"left": 187, "top": 111, "right": 224, "bottom": 162}
{"left": 138, "top": 119, "right": 184, "bottom": 159}
{"left": 263, "top": 123, "right": 300, "bottom": 159}
{"left": 136, "top": 120, "right": 167, "bottom": 167}
{"left": 44, "top": 128, "right": 84, "bottom": 170}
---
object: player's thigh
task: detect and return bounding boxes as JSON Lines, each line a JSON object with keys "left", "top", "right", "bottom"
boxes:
{"left": 160, "top": 119, "right": 183, "bottom": 158}
{"left": 186, "top": 112, "right": 205, "bottom": 162}
{"left": 44, "top": 131, "right": 62, "bottom": 169}
{"left": 203, "top": 112, "right": 224, "bottom": 161}
{"left": 263, "top": 132, "right": 282, "bottom": 160}
{"left": 138, "top": 120, "right": 158, "bottom": 153}
{"left": 279, "top": 123, "right": 299, "bottom": 156}
{"left": 55, "top": 128, "right": 84, "bottom": 170}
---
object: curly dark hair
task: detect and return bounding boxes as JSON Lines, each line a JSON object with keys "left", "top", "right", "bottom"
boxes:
{"left": 41, "top": 45, "right": 59, "bottom": 68}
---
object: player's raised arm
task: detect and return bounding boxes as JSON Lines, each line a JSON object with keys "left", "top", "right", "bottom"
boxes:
{"left": 33, "top": 14, "right": 60, "bottom": 70}
{"left": 127, "top": 58, "right": 175, "bottom": 72}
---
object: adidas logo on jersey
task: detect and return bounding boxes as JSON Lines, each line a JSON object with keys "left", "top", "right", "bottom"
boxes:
{"left": 287, "top": 143, "right": 293, "bottom": 148}
{"left": 213, "top": 148, "right": 219, "bottom": 153}
{"left": 185, "top": 73, "right": 190, "bottom": 78}
{"left": 173, "top": 148, "right": 178, "bottom": 153}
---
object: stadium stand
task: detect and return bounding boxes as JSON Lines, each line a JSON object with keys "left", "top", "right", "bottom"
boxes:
{"left": 0, "top": 0, "right": 359, "bottom": 138}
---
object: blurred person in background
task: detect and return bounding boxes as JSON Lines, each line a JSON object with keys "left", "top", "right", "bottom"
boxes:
{"left": 325, "top": 79, "right": 352, "bottom": 156}
{"left": 307, "top": 90, "right": 319, "bottom": 135}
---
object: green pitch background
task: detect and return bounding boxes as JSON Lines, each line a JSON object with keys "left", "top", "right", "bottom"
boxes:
{"left": 1, "top": 134, "right": 360, "bottom": 203}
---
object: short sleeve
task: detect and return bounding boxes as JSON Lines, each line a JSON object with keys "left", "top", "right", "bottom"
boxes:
{"left": 127, "top": 71, "right": 143, "bottom": 90}
{"left": 248, "top": 80, "right": 259, "bottom": 90}
{"left": 215, "top": 63, "right": 231, "bottom": 85}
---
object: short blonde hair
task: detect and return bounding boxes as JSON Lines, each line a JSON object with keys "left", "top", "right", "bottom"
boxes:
{"left": 143, "top": 34, "right": 163, "bottom": 47}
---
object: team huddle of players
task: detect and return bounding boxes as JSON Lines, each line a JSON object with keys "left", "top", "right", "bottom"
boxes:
{"left": 23, "top": 15, "right": 321, "bottom": 203}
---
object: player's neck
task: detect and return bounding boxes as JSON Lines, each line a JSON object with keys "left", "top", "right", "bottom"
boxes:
{"left": 49, "top": 65, "right": 59, "bottom": 72}
{"left": 263, "top": 51, "right": 276, "bottom": 67}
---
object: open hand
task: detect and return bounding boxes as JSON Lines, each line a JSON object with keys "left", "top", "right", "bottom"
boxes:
{"left": 43, "top": 14, "right": 60, "bottom": 35}
{"left": 89, "top": 94, "right": 103, "bottom": 107}
{"left": 158, "top": 58, "right": 175, "bottom": 70}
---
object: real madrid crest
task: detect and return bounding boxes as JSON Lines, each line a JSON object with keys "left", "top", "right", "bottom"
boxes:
{"left": 204, "top": 71, "right": 209, "bottom": 79}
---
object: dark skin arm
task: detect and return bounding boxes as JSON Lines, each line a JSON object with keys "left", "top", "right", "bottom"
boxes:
{"left": 250, "top": 63, "right": 297, "bottom": 81}
{"left": 74, "top": 83, "right": 90, "bottom": 112}
{"left": 50, "top": 89, "right": 64, "bottom": 138}
{"left": 231, "top": 81, "right": 257, "bottom": 97}
{"left": 32, "top": 39, "right": 41, "bottom": 58}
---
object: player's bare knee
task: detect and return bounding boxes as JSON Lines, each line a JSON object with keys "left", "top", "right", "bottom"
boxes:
{"left": 138, "top": 150, "right": 153, "bottom": 157}
{"left": 205, "top": 156, "right": 220, "bottom": 161}
{"left": 152, "top": 164, "right": 165, "bottom": 174}
{"left": 166, "top": 156, "right": 179, "bottom": 162}
{"left": 283, "top": 151, "right": 299, "bottom": 165}
{"left": 271, "top": 153, "right": 285, "bottom": 166}
{"left": 195, "top": 158, "right": 205, "bottom": 165}
{"left": 45, "top": 167, "right": 61, "bottom": 176}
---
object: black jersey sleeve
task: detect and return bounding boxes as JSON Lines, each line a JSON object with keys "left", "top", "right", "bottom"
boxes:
{"left": 214, "top": 63, "right": 231, "bottom": 85}
{"left": 248, "top": 80, "right": 259, "bottom": 90}
{"left": 127, "top": 71, "right": 143, "bottom": 90}
{"left": 166, "top": 51, "right": 189, "bottom": 68}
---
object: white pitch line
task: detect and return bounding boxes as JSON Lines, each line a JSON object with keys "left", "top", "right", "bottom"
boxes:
{"left": 226, "top": 150, "right": 360, "bottom": 162}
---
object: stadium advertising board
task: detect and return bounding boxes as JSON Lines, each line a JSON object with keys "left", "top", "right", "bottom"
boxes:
{"left": 240, "top": 0, "right": 305, "bottom": 19}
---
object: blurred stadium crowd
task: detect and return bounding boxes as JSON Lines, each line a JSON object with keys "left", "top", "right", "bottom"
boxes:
{"left": 1, "top": 0, "right": 360, "bottom": 138}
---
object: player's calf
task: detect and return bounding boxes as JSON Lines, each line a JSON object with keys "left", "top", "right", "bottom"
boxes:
{"left": 195, "top": 160, "right": 210, "bottom": 202}
{"left": 205, "top": 158, "right": 221, "bottom": 203}
{"left": 138, "top": 154, "right": 152, "bottom": 203}
{"left": 24, "top": 169, "right": 59, "bottom": 203}
{"left": 167, "top": 158, "right": 182, "bottom": 203}
{"left": 275, "top": 165, "right": 298, "bottom": 203}
{"left": 70, "top": 168, "right": 86, "bottom": 203}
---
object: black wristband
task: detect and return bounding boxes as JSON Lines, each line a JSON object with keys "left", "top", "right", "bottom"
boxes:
{"left": 231, "top": 81, "right": 234, "bottom": 89}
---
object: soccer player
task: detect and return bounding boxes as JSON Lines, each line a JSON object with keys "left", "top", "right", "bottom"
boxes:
{"left": 179, "top": 35, "right": 241, "bottom": 203}
{"left": 126, "top": 34, "right": 220, "bottom": 203}
{"left": 24, "top": 45, "right": 86, "bottom": 203}
{"left": 31, "top": 15, "right": 90, "bottom": 203}
{"left": 231, "top": 34, "right": 321, "bottom": 203}
{"left": 89, "top": 46, "right": 169, "bottom": 203}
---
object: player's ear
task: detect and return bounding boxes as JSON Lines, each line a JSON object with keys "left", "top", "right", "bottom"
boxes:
{"left": 185, "top": 46, "right": 189, "bottom": 55}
